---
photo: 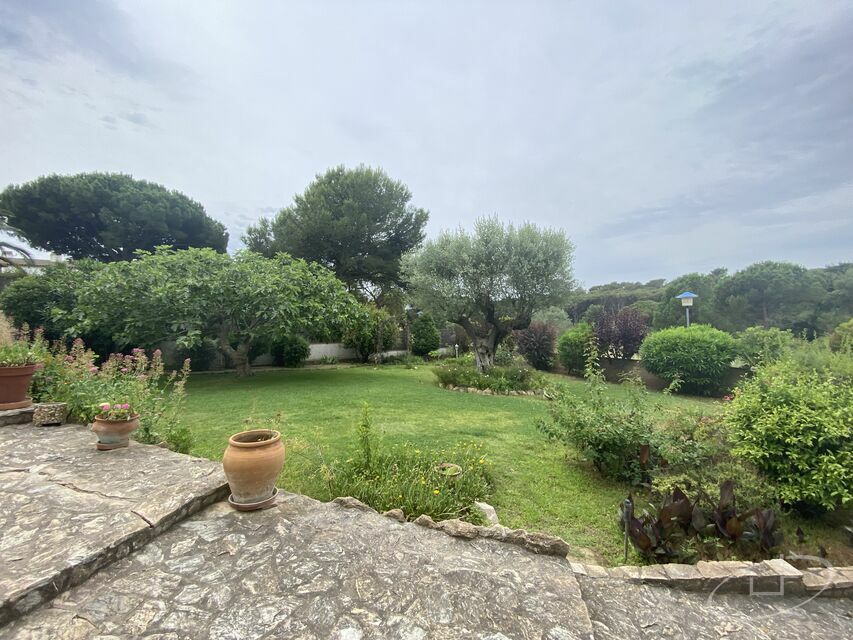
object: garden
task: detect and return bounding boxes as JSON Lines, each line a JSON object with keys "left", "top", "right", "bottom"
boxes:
{"left": 0, "top": 168, "right": 850, "bottom": 568}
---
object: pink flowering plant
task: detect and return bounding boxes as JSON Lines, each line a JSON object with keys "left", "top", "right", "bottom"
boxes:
{"left": 28, "top": 338, "right": 193, "bottom": 453}
{"left": 96, "top": 402, "right": 135, "bottom": 421}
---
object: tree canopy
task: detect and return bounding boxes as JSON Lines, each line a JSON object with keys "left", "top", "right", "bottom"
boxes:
{"left": 404, "top": 217, "right": 574, "bottom": 371}
{"left": 243, "top": 165, "right": 428, "bottom": 299}
{"left": 0, "top": 173, "right": 228, "bottom": 261}
{"left": 71, "top": 248, "right": 360, "bottom": 375}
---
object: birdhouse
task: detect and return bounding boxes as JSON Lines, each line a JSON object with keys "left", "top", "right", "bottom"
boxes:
{"left": 675, "top": 291, "right": 697, "bottom": 307}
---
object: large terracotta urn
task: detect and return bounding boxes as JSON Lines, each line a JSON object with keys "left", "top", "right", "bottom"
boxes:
{"left": 0, "top": 364, "right": 37, "bottom": 410}
{"left": 91, "top": 415, "right": 140, "bottom": 450}
{"left": 223, "top": 429, "right": 285, "bottom": 510}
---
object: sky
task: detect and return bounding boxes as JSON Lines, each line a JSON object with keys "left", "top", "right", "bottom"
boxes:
{"left": 1, "top": 0, "right": 851, "bottom": 287}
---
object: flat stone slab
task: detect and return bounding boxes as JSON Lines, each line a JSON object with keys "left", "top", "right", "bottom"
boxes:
{"left": 0, "top": 423, "right": 228, "bottom": 624}
{"left": 0, "top": 493, "right": 595, "bottom": 639}
{"left": 579, "top": 576, "right": 853, "bottom": 639}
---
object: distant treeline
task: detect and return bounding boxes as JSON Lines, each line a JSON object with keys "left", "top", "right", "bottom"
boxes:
{"left": 568, "top": 260, "right": 853, "bottom": 336}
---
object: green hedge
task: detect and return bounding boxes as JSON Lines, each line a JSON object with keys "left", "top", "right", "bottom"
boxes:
{"left": 639, "top": 325, "right": 736, "bottom": 395}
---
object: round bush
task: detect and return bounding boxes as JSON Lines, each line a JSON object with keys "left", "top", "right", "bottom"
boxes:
{"left": 726, "top": 359, "right": 852, "bottom": 511}
{"left": 272, "top": 335, "right": 310, "bottom": 367}
{"left": 556, "top": 323, "right": 592, "bottom": 375}
{"left": 410, "top": 313, "right": 440, "bottom": 356}
{"left": 639, "top": 325, "right": 736, "bottom": 395}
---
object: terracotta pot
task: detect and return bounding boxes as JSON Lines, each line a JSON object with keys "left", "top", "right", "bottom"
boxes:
{"left": 92, "top": 414, "right": 140, "bottom": 450}
{"left": 0, "top": 364, "right": 36, "bottom": 410}
{"left": 223, "top": 429, "right": 285, "bottom": 507}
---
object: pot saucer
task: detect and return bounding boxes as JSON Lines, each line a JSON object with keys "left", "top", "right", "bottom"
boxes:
{"left": 228, "top": 487, "right": 279, "bottom": 511}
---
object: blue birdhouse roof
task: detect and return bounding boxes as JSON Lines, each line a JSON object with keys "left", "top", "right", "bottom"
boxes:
{"left": 675, "top": 291, "right": 698, "bottom": 299}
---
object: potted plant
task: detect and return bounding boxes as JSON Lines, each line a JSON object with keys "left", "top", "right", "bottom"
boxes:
{"left": 0, "top": 341, "right": 40, "bottom": 410}
{"left": 91, "top": 402, "right": 140, "bottom": 450}
{"left": 223, "top": 428, "right": 285, "bottom": 510}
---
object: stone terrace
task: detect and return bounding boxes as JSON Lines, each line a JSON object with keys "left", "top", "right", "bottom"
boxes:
{"left": 0, "top": 422, "right": 228, "bottom": 624}
{"left": 1, "top": 417, "right": 851, "bottom": 639}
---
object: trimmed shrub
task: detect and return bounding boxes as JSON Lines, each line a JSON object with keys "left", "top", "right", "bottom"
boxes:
{"left": 515, "top": 322, "right": 557, "bottom": 370}
{"left": 272, "top": 335, "right": 310, "bottom": 367}
{"left": 556, "top": 323, "right": 592, "bottom": 375}
{"left": 726, "top": 358, "right": 852, "bottom": 512}
{"left": 410, "top": 313, "right": 440, "bottom": 356}
{"left": 736, "top": 326, "right": 795, "bottom": 368}
{"left": 639, "top": 325, "right": 737, "bottom": 395}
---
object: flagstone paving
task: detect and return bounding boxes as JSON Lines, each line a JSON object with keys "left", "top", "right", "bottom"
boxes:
{"left": 0, "top": 422, "right": 228, "bottom": 624}
{"left": 0, "top": 421, "right": 851, "bottom": 639}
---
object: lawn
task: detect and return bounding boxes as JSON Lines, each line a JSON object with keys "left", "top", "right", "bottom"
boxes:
{"left": 183, "top": 364, "right": 712, "bottom": 565}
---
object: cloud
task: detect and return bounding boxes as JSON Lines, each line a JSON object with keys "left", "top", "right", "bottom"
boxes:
{"left": 0, "top": 1, "right": 850, "bottom": 284}
{"left": 0, "top": 0, "right": 192, "bottom": 91}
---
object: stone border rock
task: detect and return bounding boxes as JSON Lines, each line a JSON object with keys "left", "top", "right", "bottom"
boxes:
{"left": 437, "top": 383, "right": 549, "bottom": 398}
{"left": 331, "top": 496, "right": 853, "bottom": 598}
{"left": 0, "top": 407, "right": 34, "bottom": 428}
{"left": 572, "top": 559, "right": 853, "bottom": 598}
{"left": 333, "top": 496, "right": 571, "bottom": 558}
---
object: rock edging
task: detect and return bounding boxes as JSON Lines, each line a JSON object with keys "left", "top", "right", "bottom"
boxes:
{"left": 572, "top": 559, "right": 853, "bottom": 598}
{"left": 437, "top": 383, "right": 549, "bottom": 398}
{"left": 331, "top": 497, "right": 853, "bottom": 598}
{"left": 332, "top": 497, "right": 571, "bottom": 558}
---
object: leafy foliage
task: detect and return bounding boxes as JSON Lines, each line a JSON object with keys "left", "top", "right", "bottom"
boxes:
{"left": 593, "top": 306, "right": 649, "bottom": 360}
{"left": 735, "top": 326, "right": 795, "bottom": 368}
{"left": 531, "top": 306, "right": 573, "bottom": 335}
{"left": 0, "top": 330, "right": 42, "bottom": 366}
{"left": 556, "top": 322, "right": 592, "bottom": 375}
{"left": 404, "top": 216, "right": 574, "bottom": 371}
{"left": 243, "top": 165, "right": 428, "bottom": 299}
{"left": 271, "top": 335, "right": 311, "bottom": 367}
{"left": 30, "top": 337, "right": 192, "bottom": 452}
{"left": 716, "top": 261, "right": 826, "bottom": 335}
{"left": 71, "top": 248, "right": 359, "bottom": 376}
{"left": 726, "top": 357, "right": 852, "bottom": 511}
{"left": 639, "top": 325, "right": 737, "bottom": 395}
{"left": 322, "top": 405, "right": 493, "bottom": 523}
{"left": 410, "top": 313, "right": 441, "bottom": 357}
{"left": 0, "top": 260, "right": 114, "bottom": 354}
{"left": 515, "top": 321, "right": 557, "bottom": 370}
{"left": 538, "top": 349, "right": 659, "bottom": 484}
{"left": 650, "top": 412, "right": 778, "bottom": 513}
{"left": 433, "top": 362, "right": 541, "bottom": 393}
{"left": 343, "top": 305, "right": 398, "bottom": 362}
{"left": 622, "top": 482, "right": 784, "bottom": 562}
{"left": 829, "top": 318, "right": 853, "bottom": 352}
{"left": 0, "top": 172, "right": 227, "bottom": 261}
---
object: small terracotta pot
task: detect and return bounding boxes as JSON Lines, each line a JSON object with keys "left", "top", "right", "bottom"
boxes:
{"left": 223, "top": 429, "right": 285, "bottom": 508}
{"left": 92, "top": 414, "right": 140, "bottom": 450}
{"left": 0, "top": 364, "right": 37, "bottom": 410}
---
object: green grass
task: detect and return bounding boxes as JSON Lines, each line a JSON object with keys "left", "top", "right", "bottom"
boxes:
{"left": 183, "top": 365, "right": 710, "bottom": 565}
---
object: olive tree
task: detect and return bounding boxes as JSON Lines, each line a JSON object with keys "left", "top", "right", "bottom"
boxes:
{"left": 73, "top": 248, "right": 360, "bottom": 375}
{"left": 404, "top": 217, "right": 574, "bottom": 371}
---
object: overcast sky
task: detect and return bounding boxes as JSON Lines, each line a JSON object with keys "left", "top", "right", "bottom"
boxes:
{"left": 1, "top": 1, "right": 851, "bottom": 286}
